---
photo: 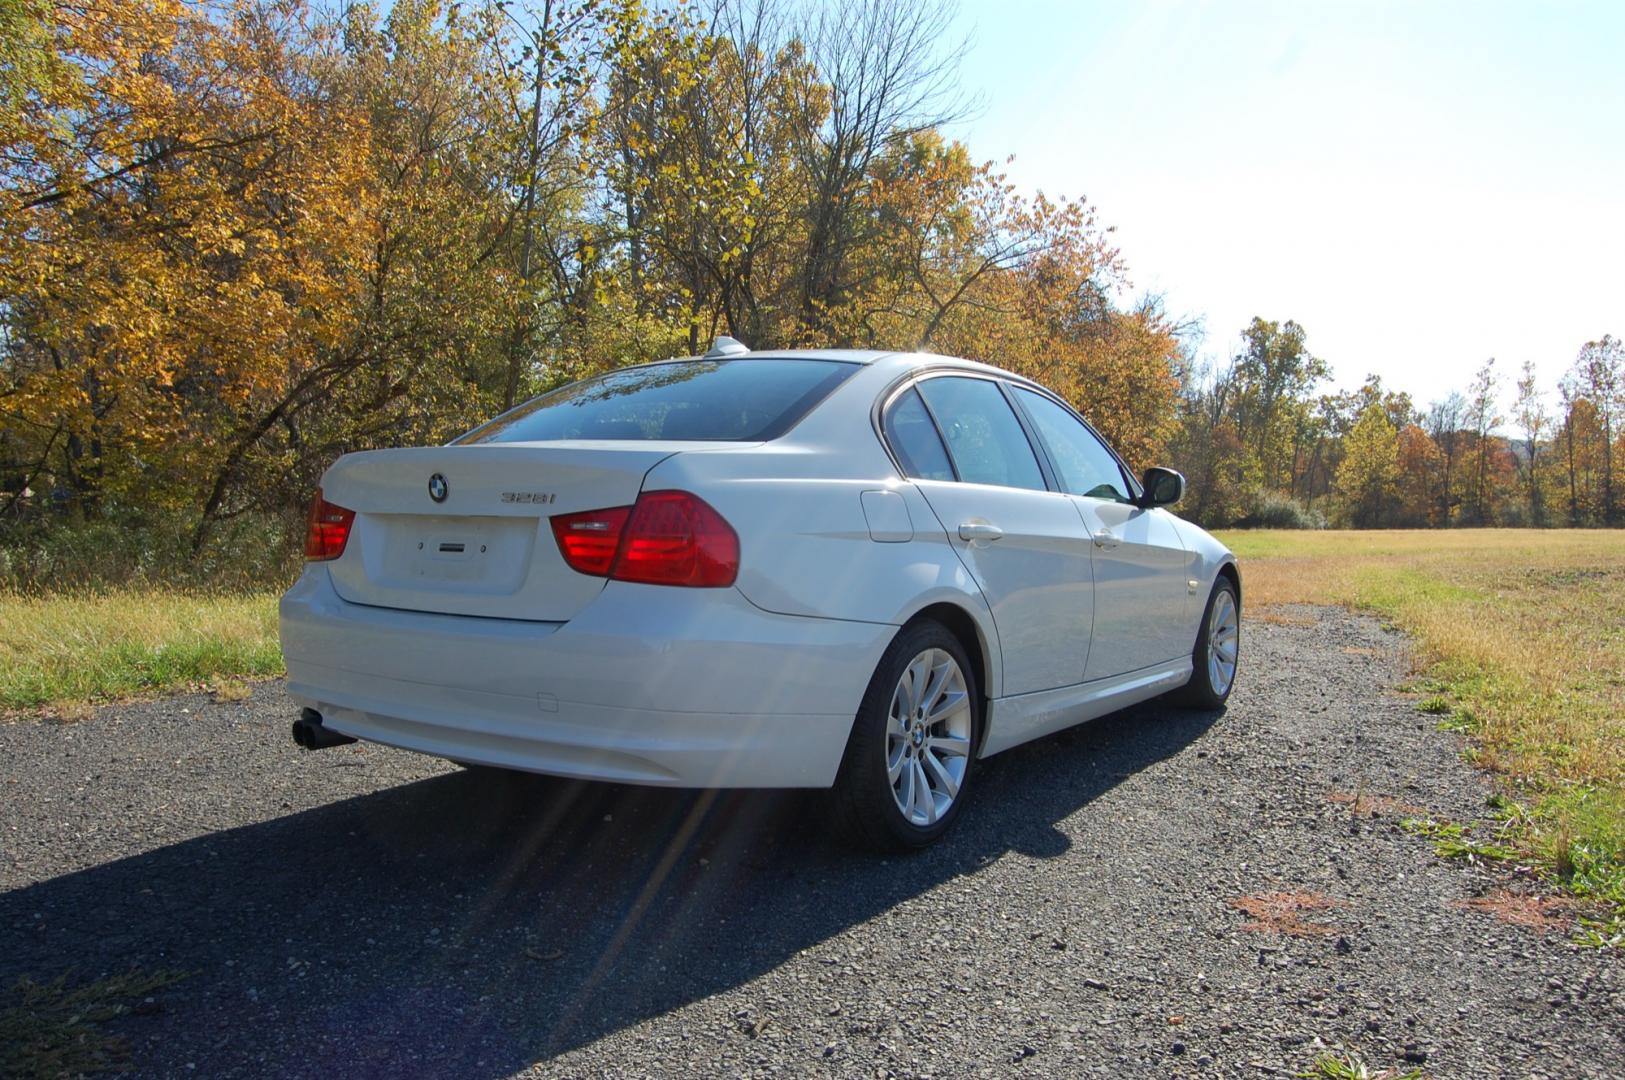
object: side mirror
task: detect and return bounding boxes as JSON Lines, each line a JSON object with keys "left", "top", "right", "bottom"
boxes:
{"left": 1138, "top": 467, "right": 1185, "bottom": 508}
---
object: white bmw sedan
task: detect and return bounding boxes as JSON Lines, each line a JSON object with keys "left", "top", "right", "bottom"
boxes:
{"left": 279, "top": 340, "right": 1240, "bottom": 849}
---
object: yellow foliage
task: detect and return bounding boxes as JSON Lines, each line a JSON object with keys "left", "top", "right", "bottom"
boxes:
{"left": 2, "top": 0, "right": 375, "bottom": 516}
{"left": 3, "top": 0, "right": 1188, "bottom": 541}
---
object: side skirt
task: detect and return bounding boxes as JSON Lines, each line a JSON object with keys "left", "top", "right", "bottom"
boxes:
{"left": 979, "top": 658, "right": 1194, "bottom": 758}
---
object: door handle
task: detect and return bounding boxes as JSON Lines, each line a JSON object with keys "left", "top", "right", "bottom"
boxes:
{"left": 958, "top": 522, "right": 1004, "bottom": 544}
{"left": 1093, "top": 530, "right": 1121, "bottom": 550}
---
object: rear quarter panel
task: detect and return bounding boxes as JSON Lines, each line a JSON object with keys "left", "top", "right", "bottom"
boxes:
{"left": 640, "top": 370, "right": 1005, "bottom": 697}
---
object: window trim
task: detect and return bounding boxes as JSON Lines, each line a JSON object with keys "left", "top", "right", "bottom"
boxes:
{"left": 875, "top": 369, "right": 1056, "bottom": 493}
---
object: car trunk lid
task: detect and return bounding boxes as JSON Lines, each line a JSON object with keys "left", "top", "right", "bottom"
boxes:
{"left": 318, "top": 443, "right": 683, "bottom": 621}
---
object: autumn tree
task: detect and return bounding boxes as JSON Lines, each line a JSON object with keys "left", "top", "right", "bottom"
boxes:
{"left": 1394, "top": 423, "right": 1443, "bottom": 526}
{"left": 1, "top": 0, "right": 73, "bottom": 136}
{"left": 1557, "top": 381, "right": 1594, "bottom": 525}
{"left": 0, "top": 0, "right": 648, "bottom": 543}
{"left": 598, "top": 0, "right": 1179, "bottom": 466}
{"left": 1463, "top": 358, "right": 1502, "bottom": 525}
{"left": 1423, "top": 393, "right": 1468, "bottom": 526}
{"left": 1512, "top": 360, "right": 1549, "bottom": 526}
{"left": 1, "top": 0, "right": 375, "bottom": 527}
{"left": 1167, "top": 356, "right": 1248, "bottom": 526}
{"left": 859, "top": 137, "right": 1121, "bottom": 353}
{"left": 3, "top": 0, "right": 1196, "bottom": 558}
{"left": 1304, "top": 375, "right": 1413, "bottom": 511}
{"left": 1571, "top": 335, "right": 1623, "bottom": 525}
{"left": 1227, "top": 318, "right": 1328, "bottom": 493}
{"left": 601, "top": 0, "right": 821, "bottom": 353}
{"left": 1335, "top": 402, "right": 1399, "bottom": 527}
{"left": 792, "top": 0, "right": 968, "bottom": 338}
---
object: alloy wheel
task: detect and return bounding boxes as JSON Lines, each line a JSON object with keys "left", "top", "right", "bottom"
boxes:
{"left": 886, "top": 648, "right": 973, "bottom": 826}
{"left": 1207, "top": 587, "right": 1239, "bottom": 696}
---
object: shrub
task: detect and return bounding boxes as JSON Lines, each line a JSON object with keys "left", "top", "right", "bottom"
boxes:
{"left": 1233, "top": 488, "right": 1327, "bottom": 530}
{"left": 0, "top": 511, "right": 300, "bottom": 594}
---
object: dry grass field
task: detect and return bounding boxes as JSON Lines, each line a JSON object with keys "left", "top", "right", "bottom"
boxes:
{"left": 1219, "top": 528, "right": 1625, "bottom": 923}
{"left": 0, "top": 590, "right": 282, "bottom": 711}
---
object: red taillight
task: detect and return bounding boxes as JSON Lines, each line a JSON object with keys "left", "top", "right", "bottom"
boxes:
{"left": 616, "top": 490, "right": 740, "bottom": 587}
{"left": 550, "top": 505, "right": 632, "bottom": 577}
{"left": 550, "top": 490, "right": 739, "bottom": 587}
{"left": 304, "top": 488, "right": 355, "bottom": 561}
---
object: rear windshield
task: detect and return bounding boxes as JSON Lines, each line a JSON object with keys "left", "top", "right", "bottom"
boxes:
{"left": 456, "top": 358, "right": 858, "bottom": 444}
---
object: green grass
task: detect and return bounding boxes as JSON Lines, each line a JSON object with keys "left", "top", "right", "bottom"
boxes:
{"left": 1301, "top": 1052, "right": 1424, "bottom": 1080}
{"left": 0, "top": 590, "right": 282, "bottom": 710}
{"left": 1220, "top": 528, "right": 1625, "bottom": 936}
{"left": 1396, "top": 815, "right": 1514, "bottom": 861}
{"left": 0, "top": 969, "right": 188, "bottom": 1079}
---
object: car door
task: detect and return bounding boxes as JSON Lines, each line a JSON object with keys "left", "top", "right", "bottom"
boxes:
{"left": 884, "top": 377, "right": 1095, "bottom": 695}
{"left": 1008, "top": 386, "right": 1193, "bottom": 681}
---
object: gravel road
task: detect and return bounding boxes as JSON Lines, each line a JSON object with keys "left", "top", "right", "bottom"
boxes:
{"left": 2, "top": 606, "right": 1621, "bottom": 1078}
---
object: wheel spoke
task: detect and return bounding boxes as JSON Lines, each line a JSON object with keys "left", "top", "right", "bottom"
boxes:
{"left": 919, "top": 656, "right": 950, "bottom": 714}
{"left": 925, "top": 688, "right": 968, "bottom": 725}
{"left": 906, "top": 656, "right": 932, "bottom": 714}
{"left": 922, "top": 748, "right": 960, "bottom": 799}
{"left": 912, "top": 759, "right": 935, "bottom": 824}
{"left": 925, "top": 733, "right": 970, "bottom": 759}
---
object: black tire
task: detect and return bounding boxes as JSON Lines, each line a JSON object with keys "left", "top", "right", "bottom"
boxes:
{"left": 830, "top": 619, "right": 981, "bottom": 852}
{"left": 1176, "top": 577, "right": 1240, "bottom": 709}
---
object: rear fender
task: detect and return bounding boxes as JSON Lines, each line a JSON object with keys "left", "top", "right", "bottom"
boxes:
{"left": 642, "top": 448, "right": 1003, "bottom": 698}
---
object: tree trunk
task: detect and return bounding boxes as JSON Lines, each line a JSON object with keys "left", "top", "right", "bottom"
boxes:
{"left": 1565, "top": 417, "right": 1579, "bottom": 526}
{"left": 1602, "top": 417, "right": 1616, "bottom": 526}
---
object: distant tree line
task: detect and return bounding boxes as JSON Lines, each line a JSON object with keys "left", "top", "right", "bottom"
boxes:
{"left": 1, "top": 0, "right": 1620, "bottom": 564}
{"left": 1169, "top": 321, "right": 1624, "bottom": 529}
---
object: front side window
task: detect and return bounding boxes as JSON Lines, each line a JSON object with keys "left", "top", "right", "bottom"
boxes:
{"left": 1012, "top": 387, "right": 1132, "bottom": 502}
{"left": 915, "top": 377, "right": 1046, "bottom": 491}
{"left": 457, "top": 358, "right": 857, "bottom": 444}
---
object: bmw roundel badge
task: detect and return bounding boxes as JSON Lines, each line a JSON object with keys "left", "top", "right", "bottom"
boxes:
{"left": 428, "top": 473, "right": 448, "bottom": 503}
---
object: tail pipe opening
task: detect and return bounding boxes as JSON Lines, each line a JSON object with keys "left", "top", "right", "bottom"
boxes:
{"left": 292, "top": 707, "right": 357, "bottom": 750}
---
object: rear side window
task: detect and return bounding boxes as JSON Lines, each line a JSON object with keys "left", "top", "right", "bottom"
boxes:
{"left": 915, "top": 377, "right": 1046, "bottom": 491}
{"left": 457, "top": 359, "right": 857, "bottom": 444}
{"left": 884, "top": 388, "right": 956, "bottom": 481}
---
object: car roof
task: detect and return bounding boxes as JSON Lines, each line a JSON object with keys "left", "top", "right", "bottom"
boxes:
{"left": 659, "top": 347, "right": 1016, "bottom": 380}
{"left": 654, "top": 346, "right": 893, "bottom": 365}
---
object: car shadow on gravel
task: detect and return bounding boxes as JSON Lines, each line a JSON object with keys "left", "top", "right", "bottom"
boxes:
{"left": 0, "top": 701, "right": 1220, "bottom": 1077}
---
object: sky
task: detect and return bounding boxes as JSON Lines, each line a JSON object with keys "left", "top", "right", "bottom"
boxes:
{"left": 947, "top": 0, "right": 1625, "bottom": 406}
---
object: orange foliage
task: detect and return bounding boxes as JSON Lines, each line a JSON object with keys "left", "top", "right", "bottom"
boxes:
{"left": 2, "top": 0, "right": 374, "bottom": 513}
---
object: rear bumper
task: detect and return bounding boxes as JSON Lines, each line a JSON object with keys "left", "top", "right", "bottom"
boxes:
{"left": 277, "top": 568, "right": 894, "bottom": 787}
